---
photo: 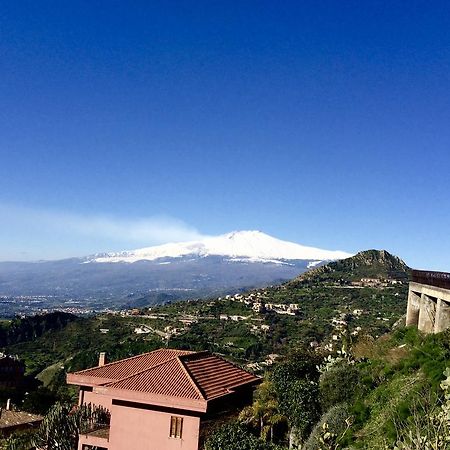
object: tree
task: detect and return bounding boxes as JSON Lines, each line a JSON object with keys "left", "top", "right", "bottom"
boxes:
{"left": 271, "top": 351, "right": 322, "bottom": 446}
{"left": 277, "top": 379, "right": 321, "bottom": 445}
{"left": 240, "top": 380, "right": 286, "bottom": 442}
{"left": 21, "top": 386, "right": 59, "bottom": 415}
{"left": 205, "top": 422, "right": 288, "bottom": 450}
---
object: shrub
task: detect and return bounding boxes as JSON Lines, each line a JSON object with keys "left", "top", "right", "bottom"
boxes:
{"left": 304, "top": 403, "right": 351, "bottom": 450}
{"left": 319, "top": 362, "right": 361, "bottom": 410}
{"left": 205, "top": 422, "right": 262, "bottom": 450}
{"left": 270, "top": 351, "right": 322, "bottom": 442}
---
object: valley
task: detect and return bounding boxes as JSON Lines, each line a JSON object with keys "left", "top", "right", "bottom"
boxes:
{"left": 0, "top": 250, "right": 409, "bottom": 401}
{"left": 3, "top": 249, "right": 450, "bottom": 449}
{"left": 0, "top": 231, "right": 350, "bottom": 306}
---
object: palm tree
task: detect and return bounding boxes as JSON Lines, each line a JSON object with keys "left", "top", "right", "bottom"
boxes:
{"left": 239, "top": 380, "right": 287, "bottom": 442}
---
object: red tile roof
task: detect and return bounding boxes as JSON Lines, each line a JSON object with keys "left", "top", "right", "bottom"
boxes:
{"left": 69, "top": 349, "right": 260, "bottom": 401}
{"left": 182, "top": 352, "right": 259, "bottom": 399}
{"left": 0, "top": 410, "right": 42, "bottom": 430}
{"left": 108, "top": 357, "right": 202, "bottom": 399}
{"left": 73, "top": 348, "right": 193, "bottom": 383}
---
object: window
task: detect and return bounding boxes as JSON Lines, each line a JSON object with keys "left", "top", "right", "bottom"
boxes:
{"left": 169, "top": 416, "right": 183, "bottom": 439}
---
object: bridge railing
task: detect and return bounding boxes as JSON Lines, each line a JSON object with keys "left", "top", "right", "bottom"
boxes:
{"left": 412, "top": 270, "right": 450, "bottom": 290}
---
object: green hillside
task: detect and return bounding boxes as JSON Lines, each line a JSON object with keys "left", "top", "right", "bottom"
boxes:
{"left": 1, "top": 250, "right": 449, "bottom": 449}
{"left": 0, "top": 312, "right": 77, "bottom": 347}
{"left": 205, "top": 327, "right": 450, "bottom": 449}
{"left": 1, "top": 250, "right": 409, "bottom": 401}
{"left": 293, "top": 249, "right": 410, "bottom": 285}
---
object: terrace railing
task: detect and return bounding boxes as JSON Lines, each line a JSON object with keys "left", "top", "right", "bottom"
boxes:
{"left": 411, "top": 270, "right": 450, "bottom": 290}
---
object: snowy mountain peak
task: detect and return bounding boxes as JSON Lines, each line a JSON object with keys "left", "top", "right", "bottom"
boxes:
{"left": 88, "top": 230, "right": 352, "bottom": 264}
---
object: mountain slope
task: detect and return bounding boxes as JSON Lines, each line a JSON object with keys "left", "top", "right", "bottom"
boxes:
{"left": 0, "top": 231, "right": 351, "bottom": 307}
{"left": 88, "top": 230, "right": 352, "bottom": 264}
{"left": 292, "top": 249, "right": 410, "bottom": 285}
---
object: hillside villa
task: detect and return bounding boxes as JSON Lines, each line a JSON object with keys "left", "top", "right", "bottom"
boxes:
{"left": 67, "top": 348, "right": 260, "bottom": 450}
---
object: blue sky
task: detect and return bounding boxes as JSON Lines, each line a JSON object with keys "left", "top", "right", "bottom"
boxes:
{"left": 1, "top": 1, "right": 449, "bottom": 270}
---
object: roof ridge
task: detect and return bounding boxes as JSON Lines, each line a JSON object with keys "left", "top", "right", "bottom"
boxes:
{"left": 177, "top": 355, "right": 206, "bottom": 400}
{"left": 75, "top": 348, "right": 193, "bottom": 375}
{"left": 104, "top": 351, "right": 197, "bottom": 387}
{"left": 179, "top": 350, "right": 210, "bottom": 361}
{"left": 208, "top": 377, "right": 261, "bottom": 400}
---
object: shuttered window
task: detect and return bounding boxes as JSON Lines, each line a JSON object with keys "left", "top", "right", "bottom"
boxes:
{"left": 169, "top": 416, "right": 183, "bottom": 439}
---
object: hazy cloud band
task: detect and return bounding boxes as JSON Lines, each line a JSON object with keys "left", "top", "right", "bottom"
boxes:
{"left": 0, "top": 203, "right": 205, "bottom": 245}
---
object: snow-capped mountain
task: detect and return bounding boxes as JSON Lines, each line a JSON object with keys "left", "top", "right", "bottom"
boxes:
{"left": 88, "top": 230, "right": 352, "bottom": 264}
{"left": 0, "top": 231, "right": 352, "bottom": 307}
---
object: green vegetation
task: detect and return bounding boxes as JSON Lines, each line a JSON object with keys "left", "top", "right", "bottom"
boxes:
{"left": 1, "top": 313, "right": 163, "bottom": 409}
{"left": 0, "top": 402, "right": 109, "bottom": 450}
{"left": 6, "top": 326, "right": 448, "bottom": 449}
{"left": 206, "top": 328, "right": 450, "bottom": 449}
{"left": 204, "top": 422, "right": 285, "bottom": 450}
{"left": 0, "top": 251, "right": 410, "bottom": 412}
{"left": 0, "top": 312, "right": 76, "bottom": 347}
{"left": 3, "top": 250, "right": 447, "bottom": 449}
{"left": 295, "top": 249, "right": 410, "bottom": 284}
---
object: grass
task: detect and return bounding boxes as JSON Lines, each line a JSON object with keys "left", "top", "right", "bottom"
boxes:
{"left": 344, "top": 327, "right": 450, "bottom": 448}
{"left": 354, "top": 371, "right": 423, "bottom": 448}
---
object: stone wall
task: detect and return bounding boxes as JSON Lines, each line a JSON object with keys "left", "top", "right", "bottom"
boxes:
{"left": 406, "top": 281, "right": 450, "bottom": 333}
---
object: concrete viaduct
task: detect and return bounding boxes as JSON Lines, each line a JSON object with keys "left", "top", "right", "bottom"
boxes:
{"left": 406, "top": 270, "right": 450, "bottom": 333}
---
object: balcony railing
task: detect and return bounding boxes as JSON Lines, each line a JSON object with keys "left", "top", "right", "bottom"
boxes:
{"left": 411, "top": 270, "right": 450, "bottom": 290}
{"left": 80, "top": 423, "right": 110, "bottom": 440}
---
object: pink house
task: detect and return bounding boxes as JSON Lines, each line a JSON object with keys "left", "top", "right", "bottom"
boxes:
{"left": 67, "top": 349, "right": 260, "bottom": 450}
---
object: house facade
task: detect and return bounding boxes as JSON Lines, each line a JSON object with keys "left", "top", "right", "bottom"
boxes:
{"left": 67, "top": 349, "right": 260, "bottom": 450}
{"left": 0, "top": 353, "right": 25, "bottom": 390}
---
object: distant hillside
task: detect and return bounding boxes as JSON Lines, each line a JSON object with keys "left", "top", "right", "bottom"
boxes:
{"left": 0, "top": 311, "right": 77, "bottom": 347}
{"left": 292, "top": 250, "right": 410, "bottom": 285}
{"left": 2, "top": 249, "right": 410, "bottom": 409}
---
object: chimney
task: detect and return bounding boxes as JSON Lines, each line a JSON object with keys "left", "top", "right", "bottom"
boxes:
{"left": 6, "top": 399, "right": 10, "bottom": 411}
{"left": 99, "top": 352, "right": 106, "bottom": 367}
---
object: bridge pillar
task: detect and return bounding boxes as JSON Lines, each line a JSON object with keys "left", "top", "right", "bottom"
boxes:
{"left": 434, "top": 299, "right": 450, "bottom": 333}
{"left": 406, "top": 290, "right": 421, "bottom": 326}
{"left": 418, "top": 294, "right": 436, "bottom": 333}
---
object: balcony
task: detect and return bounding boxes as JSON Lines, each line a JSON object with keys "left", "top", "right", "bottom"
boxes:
{"left": 79, "top": 423, "right": 110, "bottom": 450}
{"left": 412, "top": 270, "right": 450, "bottom": 290}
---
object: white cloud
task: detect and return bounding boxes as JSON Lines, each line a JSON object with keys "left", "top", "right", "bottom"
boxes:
{"left": 0, "top": 203, "right": 205, "bottom": 245}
